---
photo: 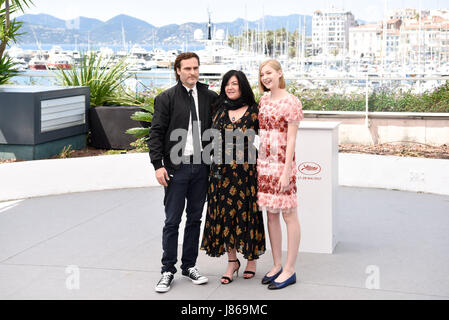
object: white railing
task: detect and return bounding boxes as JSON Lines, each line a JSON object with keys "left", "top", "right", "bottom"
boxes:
{"left": 20, "top": 72, "right": 449, "bottom": 82}
{"left": 286, "top": 75, "right": 449, "bottom": 126}
{"left": 11, "top": 72, "right": 449, "bottom": 127}
{"left": 18, "top": 72, "right": 449, "bottom": 82}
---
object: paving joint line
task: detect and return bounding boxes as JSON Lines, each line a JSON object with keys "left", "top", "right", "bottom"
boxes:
{"left": 299, "top": 280, "right": 449, "bottom": 299}
{"left": 1, "top": 262, "right": 447, "bottom": 299}
{"left": 0, "top": 262, "right": 155, "bottom": 273}
{"left": 0, "top": 197, "right": 141, "bottom": 264}
{"left": 0, "top": 262, "right": 232, "bottom": 279}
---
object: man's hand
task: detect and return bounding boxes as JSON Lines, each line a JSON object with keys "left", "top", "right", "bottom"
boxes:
{"left": 156, "top": 167, "right": 170, "bottom": 186}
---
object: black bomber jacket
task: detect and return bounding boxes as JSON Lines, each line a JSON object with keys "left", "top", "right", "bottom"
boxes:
{"left": 148, "top": 81, "right": 218, "bottom": 170}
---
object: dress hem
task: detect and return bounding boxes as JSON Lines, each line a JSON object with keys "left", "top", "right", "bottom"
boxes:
{"left": 259, "top": 206, "right": 297, "bottom": 214}
{"left": 200, "top": 245, "right": 266, "bottom": 261}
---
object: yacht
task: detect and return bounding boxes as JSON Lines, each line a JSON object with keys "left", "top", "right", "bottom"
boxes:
{"left": 99, "top": 47, "right": 115, "bottom": 59}
{"left": 46, "top": 45, "right": 73, "bottom": 70}
{"left": 6, "top": 45, "right": 25, "bottom": 60}
{"left": 144, "top": 60, "right": 158, "bottom": 70}
{"left": 149, "top": 48, "right": 177, "bottom": 69}
{"left": 46, "top": 56, "right": 73, "bottom": 70}
{"left": 125, "top": 56, "right": 148, "bottom": 71}
{"left": 199, "top": 63, "right": 231, "bottom": 78}
{"left": 28, "top": 57, "right": 47, "bottom": 70}
{"left": 11, "top": 57, "right": 28, "bottom": 71}
{"left": 129, "top": 45, "right": 149, "bottom": 59}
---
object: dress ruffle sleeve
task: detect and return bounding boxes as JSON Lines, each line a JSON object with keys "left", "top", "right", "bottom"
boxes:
{"left": 286, "top": 95, "right": 304, "bottom": 124}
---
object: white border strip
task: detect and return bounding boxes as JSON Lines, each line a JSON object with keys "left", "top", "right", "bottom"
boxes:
{"left": 339, "top": 153, "right": 449, "bottom": 195}
{"left": 1, "top": 153, "right": 448, "bottom": 202}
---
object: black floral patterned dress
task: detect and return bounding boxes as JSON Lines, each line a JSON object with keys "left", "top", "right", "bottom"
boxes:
{"left": 200, "top": 103, "right": 266, "bottom": 260}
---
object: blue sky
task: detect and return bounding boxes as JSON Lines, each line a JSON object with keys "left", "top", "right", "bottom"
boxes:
{"left": 22, "top": 0, "right": 447, "bottom": 26}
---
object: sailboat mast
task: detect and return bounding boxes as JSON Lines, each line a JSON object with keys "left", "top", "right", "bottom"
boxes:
{"left": 245, "top": 4, "right": 249, "bottom": 52}
{"left": 418, "top": 0, "right": 421, "bottom": 67}
{"left": 286, "top": 21, "right": 289, "bottom": 60}
{"left": 383, "top": 0, "right": 387, "bottom": 73}
{"left": 302, "top": 16, "right": 306, "bottom": 74}
{"left": 121, "top": 22, "right": 126, "bottom": 52}
{"left": 152, "top": 29, "right": 155, "bottom": 51}
{"left": 262, "top": 5, "right": 266, "bottom": 55}
{"left": 207, "top": 9, "right": 212, "bottom": 40}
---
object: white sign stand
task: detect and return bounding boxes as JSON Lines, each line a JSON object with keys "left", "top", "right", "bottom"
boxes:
{"left": 295, "top": 121, "right": 340, "bottom": 254}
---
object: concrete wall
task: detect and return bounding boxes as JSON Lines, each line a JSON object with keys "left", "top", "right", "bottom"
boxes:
{"left": 339, "top": 153, "right": 449, "bottom": 195}
{"left": 1, "top": 152, "right": 449, "bottom": 202}
{"left": 0, "top": 154, "right": 156, "bottom": 201}
{"left": 304, "top": 113, "right": 449, "bottom": 146}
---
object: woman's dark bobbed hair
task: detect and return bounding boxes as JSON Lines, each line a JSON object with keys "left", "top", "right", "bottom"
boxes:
{"left": 214, "top": 70, "right": 256, "bottom": 109}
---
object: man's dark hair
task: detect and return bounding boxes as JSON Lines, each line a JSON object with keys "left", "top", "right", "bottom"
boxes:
{"left": 215, "top": 70, "right": 256, "bottom": 109}
{"left": 174, "top": 52, "right": 200, "bottom": 81}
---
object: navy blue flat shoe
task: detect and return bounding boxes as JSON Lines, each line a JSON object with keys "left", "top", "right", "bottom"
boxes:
{"left": 267, "top": 272, "right": 296, "bottom": 290}
{"left": 261, "top": 268, "right": 283, "bottom": 285}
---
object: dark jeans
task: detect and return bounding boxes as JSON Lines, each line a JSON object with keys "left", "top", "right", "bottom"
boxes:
{"left": 161, "top": 163, "right": 209, "bottom": 274}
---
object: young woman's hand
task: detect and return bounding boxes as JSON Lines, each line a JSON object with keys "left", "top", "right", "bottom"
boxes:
{"left": 278, "top": 170, "right": 290, "bottom": 192}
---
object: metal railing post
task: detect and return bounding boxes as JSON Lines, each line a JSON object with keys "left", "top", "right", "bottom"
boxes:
{"left": 365, "top": 74, "right": 370, "bottom": 127}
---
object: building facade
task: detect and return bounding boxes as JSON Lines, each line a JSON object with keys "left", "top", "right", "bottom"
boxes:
{"left": 348, "top": 9, "right": 449, "bottom": 65}
{"left": 312, "top": 7, "right": 357, "bottom": 56}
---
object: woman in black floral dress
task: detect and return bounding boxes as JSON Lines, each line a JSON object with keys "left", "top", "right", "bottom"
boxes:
{"left": 201, "top": 70, "right": 266, "bottom": 284}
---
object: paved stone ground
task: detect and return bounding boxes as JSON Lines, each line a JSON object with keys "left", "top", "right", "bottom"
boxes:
{"left": 0, "top": 186, "right": 448, "bottom": 300}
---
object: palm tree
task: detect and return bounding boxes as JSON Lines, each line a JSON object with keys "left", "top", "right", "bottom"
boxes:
{"left": 0, "top": 0, "right": 34, "bottom": 84}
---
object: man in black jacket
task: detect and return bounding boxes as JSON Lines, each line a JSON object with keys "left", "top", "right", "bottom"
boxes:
{"left": 149, "top": 52, "right": 218, "bottom": 293}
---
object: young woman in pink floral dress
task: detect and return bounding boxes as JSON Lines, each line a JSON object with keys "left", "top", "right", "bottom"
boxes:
{"left": 257, "top": 59, "right": 304, "bottom": 290}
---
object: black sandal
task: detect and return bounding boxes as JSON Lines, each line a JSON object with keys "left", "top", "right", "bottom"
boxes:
{"left": 243, "top": 270, "right": 256, "bottom": 279}
{"left": 221, "top": 259, "right": 241, "bottom": 284}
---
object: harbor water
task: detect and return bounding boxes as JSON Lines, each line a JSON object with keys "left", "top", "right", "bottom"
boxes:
{"left": 12, "top": 69, "right": 177, "bottom": 90}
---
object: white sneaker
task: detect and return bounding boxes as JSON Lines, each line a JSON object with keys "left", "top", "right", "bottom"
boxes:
{"left": 182, "top": 266, "right": 208, "bottom": 285}
{"left": 155, "top": 272, "right": 174, "bottom": 293}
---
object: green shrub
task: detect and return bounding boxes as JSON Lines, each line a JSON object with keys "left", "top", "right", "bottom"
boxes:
{"left": 0, "top": 0, "right": 34, "bottom": 84}
{"left": 126, "top": 88, "right": 162, "bottom": 149}
{"left": 286, "top": 82, "right": 449, "bottom": 113}
{"left": 0, "top": 54, "right": 17, "bottom": 84}
{"left": 55, "top": 52, "right": 131, "bottom": 107}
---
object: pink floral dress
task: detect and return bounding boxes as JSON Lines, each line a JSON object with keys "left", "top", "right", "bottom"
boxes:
{"left": 257, "top": 92, "right": 304, "bottom": 213}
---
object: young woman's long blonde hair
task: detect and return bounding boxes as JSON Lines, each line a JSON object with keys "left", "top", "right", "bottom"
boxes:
{"left": 258, "top": 59, "right": 286, "bottom": 93}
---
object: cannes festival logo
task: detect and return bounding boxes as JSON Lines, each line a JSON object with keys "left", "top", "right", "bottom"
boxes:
{"left": 298, "top": 162, "right": 322, "bottom": 176}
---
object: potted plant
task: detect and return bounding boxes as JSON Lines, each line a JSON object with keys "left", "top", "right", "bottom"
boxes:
{"left": 125, "top": 88, "right": 161, "bottom": 151}
{"left": 56, "top": 52, "right": 144, "bottom": 150}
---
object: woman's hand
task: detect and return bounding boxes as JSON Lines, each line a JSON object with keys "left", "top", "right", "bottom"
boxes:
{"left": 278, "top": 170, "right": 290, "bottom": 192}
{"left": 277, "top": 122, "right": 298, "bottom": 193}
